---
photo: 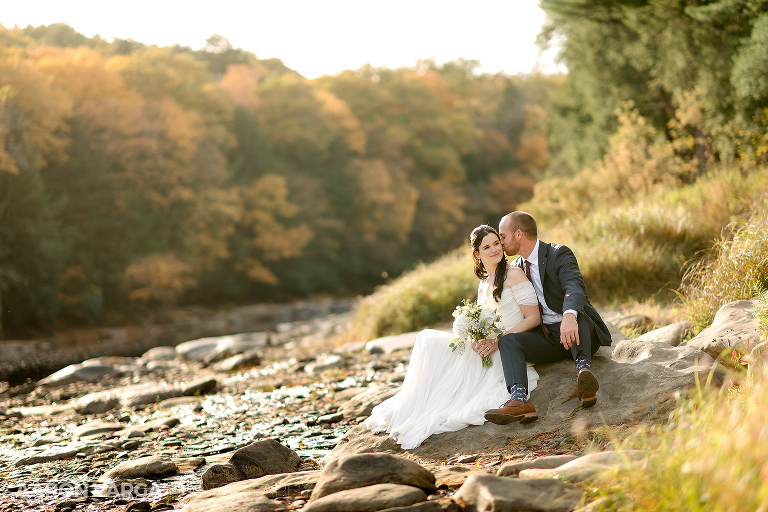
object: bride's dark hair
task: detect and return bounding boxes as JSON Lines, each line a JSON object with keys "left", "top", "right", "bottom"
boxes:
{"left": 470, "top": 224, "right": 508, "bottom": 302}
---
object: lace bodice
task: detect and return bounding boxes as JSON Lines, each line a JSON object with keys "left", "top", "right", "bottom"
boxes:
{"left": 478, "top": 281, "right": 538, "bottom": 332}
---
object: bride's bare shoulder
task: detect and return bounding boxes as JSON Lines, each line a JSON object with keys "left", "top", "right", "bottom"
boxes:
{"left": 505, "top": 266, "right": 527, "bottom": 286}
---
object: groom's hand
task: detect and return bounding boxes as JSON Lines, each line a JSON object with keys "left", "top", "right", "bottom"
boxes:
{"left": 560, "top": 313, "right": 579, "bottom": 349}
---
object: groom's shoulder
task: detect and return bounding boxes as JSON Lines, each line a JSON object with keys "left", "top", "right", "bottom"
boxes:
{"left": 543, "top": 241, "right": 576, "bottom": 258}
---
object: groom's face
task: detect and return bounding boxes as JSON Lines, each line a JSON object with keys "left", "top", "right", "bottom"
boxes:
{"left": 499, "top": 221, "right": 521, "bottom": 256}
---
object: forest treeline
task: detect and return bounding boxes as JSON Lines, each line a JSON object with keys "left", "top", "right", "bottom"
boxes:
{"left": 0, "top": 23, "right": 554, "bottom": 334}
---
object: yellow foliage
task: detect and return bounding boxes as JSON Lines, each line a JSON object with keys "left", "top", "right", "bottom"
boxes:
{"left": 220, "top": 63, "right": 262, "bottom": 112}
{"left": 346, "top": 158, "right": 418, "bottom": 243}
{"left": 0, "top": 54, "right": 72, "bottom": 173}
{"left": 124, "top": 253, "right": 195, "bottom": 306}
{"left": 35, "top": 47, "right": 129, "bottom": 103}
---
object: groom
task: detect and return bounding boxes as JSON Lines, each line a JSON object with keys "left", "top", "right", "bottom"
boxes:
{"left": 483, "top": 211, "right": 612, "bottom": 424}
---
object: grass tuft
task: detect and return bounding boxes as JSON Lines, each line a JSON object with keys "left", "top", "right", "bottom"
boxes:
{"left": 351, "top": 250, "right": 477, "bottom": 340}
{"left": 599, "top": 372, "right": 768, "bottom": 511}
{"left": 681, "top": 206, "right": 768, "bottom": 332}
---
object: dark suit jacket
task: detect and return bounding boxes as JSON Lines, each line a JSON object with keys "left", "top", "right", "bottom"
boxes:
{"left": 514, "top": 241, "right": 612, "bottom": 347}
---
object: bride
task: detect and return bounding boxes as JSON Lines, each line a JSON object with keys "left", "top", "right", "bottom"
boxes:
{"left": 365, "top": 224, "right": 541, "bottom": 449}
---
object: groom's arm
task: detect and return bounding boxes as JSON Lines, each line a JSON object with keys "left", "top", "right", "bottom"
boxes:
{"left": 555, "top": 245, "right": 588, "bottom": 313}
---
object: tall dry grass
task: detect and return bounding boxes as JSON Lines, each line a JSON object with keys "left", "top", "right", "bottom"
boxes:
{"left": 351, "top": 250, "right": 477, "bottom": 340}
{"left": 681, "top": 206, "right": 768, "bottom": 331}
{"left": 598, "top": 364, "right": 768, "bottom": 511}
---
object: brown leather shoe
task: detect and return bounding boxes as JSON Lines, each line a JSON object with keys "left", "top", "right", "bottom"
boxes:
{"left": 576, "top": 369, "right": 599, "bottom": 408}
{"left": 484, "top": 399, "right": 538, "bottom": 425}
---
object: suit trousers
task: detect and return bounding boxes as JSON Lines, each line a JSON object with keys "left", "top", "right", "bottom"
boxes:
{"left": 498, "top": 313, "right": 600, "bottom": 391}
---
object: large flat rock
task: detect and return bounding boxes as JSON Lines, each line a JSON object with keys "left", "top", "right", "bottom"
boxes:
{"left": 686, "top": 300, "right": 760, "bottom": 360}
{"left": 327, "top": 332, "right": 725, "bottom": 461}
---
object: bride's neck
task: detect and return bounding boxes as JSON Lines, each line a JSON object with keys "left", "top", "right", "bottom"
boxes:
{"left": 484, "top": 263, "right": 497, "bottom": 279}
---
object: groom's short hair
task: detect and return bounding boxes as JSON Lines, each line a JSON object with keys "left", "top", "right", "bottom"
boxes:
{"left": 504, "top": 211, "right": 537, "bottom": 239}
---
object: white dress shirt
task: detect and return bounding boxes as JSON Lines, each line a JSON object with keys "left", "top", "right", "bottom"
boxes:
{"left": 525, "top": 240, "right": 577, "bottom": 325}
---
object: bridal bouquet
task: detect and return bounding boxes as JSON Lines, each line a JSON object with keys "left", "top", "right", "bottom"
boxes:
{"left": 450, "top": 299, "right": 504, "bottom": 367}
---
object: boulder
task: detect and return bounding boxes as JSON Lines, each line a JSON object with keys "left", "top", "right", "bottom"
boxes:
{"left": 101, "top": 455, "right": 178, "bottom": 480}
{"left": 687, "top": 300, "right": 761, "bottom": 360}
{"left": 519, "top": 450, "right": 645, "bottom": 484}
{"left": 304, "top": 354, "right": 345, "bottom": 374}
{"left": 635, "top": 321, "right": 693, "bottom": 347}
{"left": 496, "top": 454, "right": 579, "bottom": 477}
{"left": 175, "top": 333, "right": 268, "bottom": 363}
{"left": 212, "top": 349, "right": 262, "bottom": 372}
{"left": 327, "top": 333, "right": 724, "bottom": 461}
{"left": 339, "top": 385, "right": 399, "bottom": 419}
{"left": 377, "top": 503, "right": 443, "bottom": 512}
{"left": 38, "top": 363, "right": 122, "bottom": 387}
{"left": 201, "top": 463, "right": 244, "bottom": 490}
{"left": 228, "top": 439, "right": 301, "bottom": 479}
{"left": 304, "top": 483, "right": 427, "bottom": 512}
{"left": 454, "top": 474, "right": 583, "bottom": 512}
{"left": 366, "top": 332, "right": 419, "bottom": 354}
{"left": 311, "top": 453, "right": 436, "bottom": 501}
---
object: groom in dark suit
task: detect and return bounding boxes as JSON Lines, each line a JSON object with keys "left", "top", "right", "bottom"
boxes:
{"left": 484, "top": 211, "right": 612, "bottom": 424}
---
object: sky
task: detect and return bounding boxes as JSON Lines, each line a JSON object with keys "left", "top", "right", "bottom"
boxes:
{"left": 0, "top": 1, "right": 562, "bottom": 79}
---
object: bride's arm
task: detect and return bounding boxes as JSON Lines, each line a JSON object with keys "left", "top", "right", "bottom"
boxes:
{"left": 500, "top": 304, "right": 541, "bottom": 335}
{"left": 499, "top": 267, "right": 541, "bottom": 335}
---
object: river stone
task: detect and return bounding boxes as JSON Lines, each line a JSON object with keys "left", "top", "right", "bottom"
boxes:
{"left": 228, "top": 439, "right": 301, "bottom": 479}
{"left": 611, "top": 314, "right": 652, "bottom": 332}
{"left": 38, "top": 363, "right": 122, "bottom": 387}
{"left": 366, "top": 332, "right": 419, "bottom": 354}
{"left": 140, "top": 346, "right": 177, "bottom": 361}
{"left": 212, "top": 349, "right": 262, "bottom": 372}
{"left": 454, "top": 474, "right": 583, "bottom": 512}
{"left": 73, "top": 421, "right": 124, "bottom": 438}
{"left": 377, "top": 502, "right": 444, "bottom": 512}
{"left": 15, "top": 443, "right": 88, "bottom": 466}
{"left": 496, "top": 454, "right": 579, "bottom": 477}
{"left": 73, "top": 378, "right": 217, "bottom": 414}
{"left": 101, "top": 455, "right": 178, "bottom": 480}
{"left": 339, "top": 385, "right": 399, "bottom": 419}
{"left": 175, "top": 333, "right": 268, "bottom": 363}
{"left": 332, "top": 341, "right": 368, "bottom": 355}
{"left": 333, "top": 386, "right": 369, "bottom": 401}
{"left": 182, "top": 471, "right": 320, "bottom": 506}
{"left": 182, "top": 493, "right": 287, "bottom": 512}
{"left": 304, "top": 483, "right": 427, "bottom": 512}
{"left": 687, "top": 300, "right": 760, "bottom": 360}
{"left": 311, "top": 453, "right": 436, "bottom": 501}
{"left": 519, "top": 450, "right": 645, "bottom": 484}
{"left": 635, "top": 321, "right": 693, "bottom": 347}
{"left": 304, "top": 354, "right": 345, "bottom": 374}
{"left": 201, "top": 463, "right": 244, "bottom": 490}
{"left": 327, "top": 329, "right": 724, "bottom": 461}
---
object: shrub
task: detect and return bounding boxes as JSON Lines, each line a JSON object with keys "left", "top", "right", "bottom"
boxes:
{"left": 351, "top": 250, "right": 477, "bottom": 340}
{"left": 681, "top": 207, "right": 768, "bottom": 332}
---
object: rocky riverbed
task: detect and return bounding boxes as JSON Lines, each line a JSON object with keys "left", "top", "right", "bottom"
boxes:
{"left": 0, "top": 301, "right": 763, "bottom": 512}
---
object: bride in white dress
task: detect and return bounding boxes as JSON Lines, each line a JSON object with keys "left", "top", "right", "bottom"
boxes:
{"left": 365, "top": 225, "right": 542, "bottom": 450}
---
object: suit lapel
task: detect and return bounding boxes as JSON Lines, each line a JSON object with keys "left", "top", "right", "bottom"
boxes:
{"left": 538, "top": 241, "right": 549, "bottom": 284}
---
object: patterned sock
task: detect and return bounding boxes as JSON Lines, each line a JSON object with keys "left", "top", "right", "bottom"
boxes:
{"left": 507, "top": 383, "right": 528, "bottom": 402}
{"left": 575, "top": 355, "right": 591, "bottom": 375}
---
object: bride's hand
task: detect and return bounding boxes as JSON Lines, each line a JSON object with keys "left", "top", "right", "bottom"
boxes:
{"left": 472, "top": 338, "right": 498, "bottom": 357}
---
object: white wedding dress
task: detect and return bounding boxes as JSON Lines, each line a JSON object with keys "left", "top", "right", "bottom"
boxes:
{"left": 365, "top": 280, "right": 540, "bottom": 449}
